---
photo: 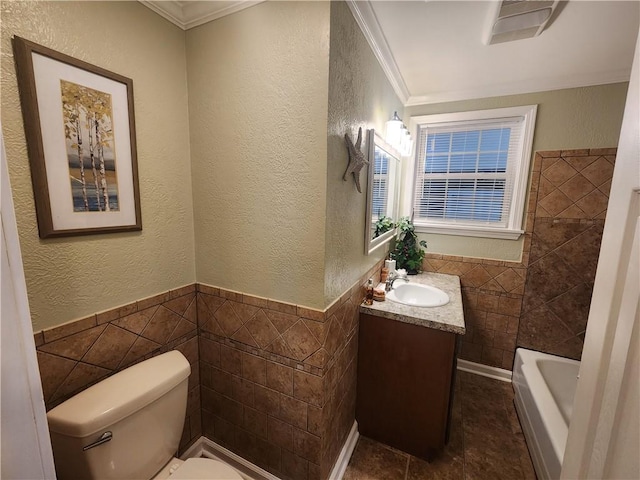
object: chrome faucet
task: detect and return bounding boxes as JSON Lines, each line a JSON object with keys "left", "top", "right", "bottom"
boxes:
{"left": 385, "top": 270, "right": 409, "bottom": 292}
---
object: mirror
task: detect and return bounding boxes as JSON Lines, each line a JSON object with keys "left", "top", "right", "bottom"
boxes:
{"left": 365, "top": 129, "right": 402, "bottom": 255}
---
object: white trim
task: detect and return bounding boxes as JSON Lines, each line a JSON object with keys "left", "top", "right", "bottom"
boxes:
{"left": 409, "top": 105, "right": 538, "bottom": 128}
{"left": 138, "top": 1, "right": 185, "bottom": 28}
{"left": 181, "top": 436, "right": 281, "bottom": 480}
{"left": 365, "top": 130, "right": 401, "bottom": 255}
{"left": 457, "top": 358, "right": 513, "bottom": 383}
{"left": 509, "top": 106, "right": 537, "bottom": 234}
{"left": 345, "top": 0, "right": 410, "bottom": 104}
{"left": 562, "top": 32, "right": 639, "bottom": 479}
{"left": 329, "top": 421, "right": 359, "bottom": 480}
{"left": 179, "top": 438, "right": 204, "bottom": 463}
{"left": 182, "top": 1, "right": 265, "bottom": 30}
{"left": 1, "top": 128, "right": 57, "bottom": 477}
{"left": 404, "top": 68, "right": 632, "bottom": 107}
{"left": 415, "top": 224, "right": 523, "bottom": 240}
{"left": 588, "top": 195, "right": 639, "bottom": 476}
{"left": 139, "top": 1, "right": 266, "bottom": 30}
{"left": 181, "top": 421, "right": 359, "bottom": 480}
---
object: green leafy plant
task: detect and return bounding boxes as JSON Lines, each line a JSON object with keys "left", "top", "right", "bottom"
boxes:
{"left": 391, "top": 217, "right": 427, "bottom": 273}
{"left": 374, "top": 215, "right": 395, "bottom": 238}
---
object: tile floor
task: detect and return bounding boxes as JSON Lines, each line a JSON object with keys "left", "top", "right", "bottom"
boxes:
{"left": 343, "top": 371, "right": 537, "bottom": 480}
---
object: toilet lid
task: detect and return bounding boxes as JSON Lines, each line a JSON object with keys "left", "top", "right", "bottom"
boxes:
{"left": 168, "top": 458, "right": 243, "bottom": 480}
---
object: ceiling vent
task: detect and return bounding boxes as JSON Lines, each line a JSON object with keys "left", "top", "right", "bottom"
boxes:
{"left": 485, "top": 0, "right": 560, "bottom": 45}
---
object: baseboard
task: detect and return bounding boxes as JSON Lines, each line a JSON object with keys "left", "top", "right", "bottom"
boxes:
{"left": 329, "top": 421, "right": 359, "bottom": 480}
{"left": 182, "top": 424, "right": 359, "bottom": 480}
{"left": 181, "top": 436, "right": 280, "bottom": 480}
{"left": 457, "top": 358, "right": 512, "bottom": 383}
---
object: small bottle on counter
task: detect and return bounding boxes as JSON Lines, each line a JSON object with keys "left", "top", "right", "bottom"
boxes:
{"left": 380, "top": 267, "right": 389, "bottom": 283}
{"left": 364, "top": 278, "right": 374, "bottom": 305}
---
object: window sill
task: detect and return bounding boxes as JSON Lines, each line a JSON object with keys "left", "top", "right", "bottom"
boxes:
{"left": 414, "top": 224, "right": 524, "bottom": 240}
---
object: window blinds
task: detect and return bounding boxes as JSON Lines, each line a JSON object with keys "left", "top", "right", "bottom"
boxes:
{"left": 413, "top": 117, "right": 525, "bottom": 228}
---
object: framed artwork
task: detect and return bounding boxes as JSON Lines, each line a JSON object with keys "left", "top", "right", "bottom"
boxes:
{"left": 12, "top": 36, "right": 142, "bottom": 238}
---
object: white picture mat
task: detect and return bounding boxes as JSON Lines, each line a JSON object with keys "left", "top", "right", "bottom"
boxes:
{"left": 31, "top": 52, "right": 136, "bottom": 230}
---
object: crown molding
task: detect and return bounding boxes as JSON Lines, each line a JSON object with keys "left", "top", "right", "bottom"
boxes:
{"left": 141, "top": 1, "right": 632, "bottom": 107}
{"left": 405, "top": 68, "right": 633, "bottom": 107}
{"left": 139, "top": 1, "right": 265, "bottom": 30}
{"left": 345, "top": 0, "right": 410, "bottom": 104}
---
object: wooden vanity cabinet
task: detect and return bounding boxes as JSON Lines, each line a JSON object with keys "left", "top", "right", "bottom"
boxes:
{"left": 356, "top": 313, "right": 457, "bottom": 460}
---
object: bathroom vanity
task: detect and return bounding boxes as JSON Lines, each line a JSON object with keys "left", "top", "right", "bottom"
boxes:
{"left": 357, "top": 272, "right": 465, "bottom": 461}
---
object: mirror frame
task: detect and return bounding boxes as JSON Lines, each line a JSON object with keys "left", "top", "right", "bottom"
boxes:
{"left": 364, "top": 129, "right": 402, "bottom": 255}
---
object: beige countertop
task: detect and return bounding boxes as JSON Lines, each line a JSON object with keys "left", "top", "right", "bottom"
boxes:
{"left": 359, "top": 271, "right": 466, "bottom": 335}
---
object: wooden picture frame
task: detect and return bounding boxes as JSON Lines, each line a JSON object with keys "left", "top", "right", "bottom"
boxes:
{"left": 12, "top": 36, "right": 142, "bottom": 238}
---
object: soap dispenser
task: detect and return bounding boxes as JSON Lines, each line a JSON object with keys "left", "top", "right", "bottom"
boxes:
{"left": 364, "top": 278, "right": 374, "bottom": 305}
{"left": 385, "top": 254, "right": 396, "bottom": 276}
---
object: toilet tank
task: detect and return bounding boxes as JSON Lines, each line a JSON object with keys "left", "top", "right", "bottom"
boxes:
{"left": 47, "top": 350, "right": 191, "bottom": 480}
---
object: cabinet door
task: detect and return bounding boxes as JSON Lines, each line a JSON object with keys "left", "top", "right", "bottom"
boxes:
{"left": 356, "top": 313, "right": 456, "bottom": 459}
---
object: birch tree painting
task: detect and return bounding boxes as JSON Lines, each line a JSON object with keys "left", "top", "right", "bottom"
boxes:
{"left": 61, "top": 79, "right": 119, "bottom": 212}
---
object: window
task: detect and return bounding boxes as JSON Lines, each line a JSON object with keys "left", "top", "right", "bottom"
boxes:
{"left": 408, "top": 106, "right": 537, "bottom": 239}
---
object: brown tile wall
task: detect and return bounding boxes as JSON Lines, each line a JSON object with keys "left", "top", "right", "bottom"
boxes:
{"left": 32, "top": 257, "right": 383, "bottom": 479}
{"left": 319, "top": 280, "right": 363, "bottom": 480}
{"left": 197, "top": 288, "right": 325, "bottom": 479}
{"left": 197, "top": 259, "right": 382, "bottom": 480}
{"left": 34, "top": 284, "right": 202, "bottom": 452}
{"left": 516, "top": 148, "right": 615, "bottom": 359}
{"left": 422, "top": 148, "right": 615, "bottom": 369}
{"left": 423, "top": 255, "right": 527, "bottom": 370}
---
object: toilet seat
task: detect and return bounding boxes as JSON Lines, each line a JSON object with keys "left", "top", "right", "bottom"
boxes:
{"left": 168, "top": 458, "right": 243, "bottom": 480}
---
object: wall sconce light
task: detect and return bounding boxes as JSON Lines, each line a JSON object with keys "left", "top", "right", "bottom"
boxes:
{"left": 385, "top": 111, "right": 413, "bottom": 157}
{"left": 400, "top": 126, "right": 413, "bottom": 157}
{"left": 385, "top": 111, "right": 403, "bottom": 147}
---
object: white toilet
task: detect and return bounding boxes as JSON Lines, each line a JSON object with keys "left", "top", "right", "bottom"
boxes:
{"left": 46, "top": 350, "right": 243, "bottom": 480}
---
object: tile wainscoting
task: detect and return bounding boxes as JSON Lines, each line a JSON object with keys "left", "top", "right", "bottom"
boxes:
{"left": 423, "top": 148, "right": 615, "bottom": 368}
{"left": 33, "top": 285, "right": 202, "bottom": 452}
{"left": 32, "top": 260, "right": 384, "bottom": 480}
{"left": 196, "top": 259, "right": 383, "bottom": 480}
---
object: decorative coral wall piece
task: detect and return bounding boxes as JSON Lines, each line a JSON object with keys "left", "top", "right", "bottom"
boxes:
{"left": 343, "top": 127, "right": 368, "bottom": 193}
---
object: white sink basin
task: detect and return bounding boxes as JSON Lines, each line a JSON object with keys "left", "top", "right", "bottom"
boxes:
{"left": 387, "top": 282, "right": 450, "bottom": 307}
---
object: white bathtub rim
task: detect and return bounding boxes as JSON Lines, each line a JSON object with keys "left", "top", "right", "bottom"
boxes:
{"left": 513, "top": 348, "right": 581, "bottom": 480}
{"left": 515, "top": 390, "right": 553, "bottom": 480}
{"left": 536, "top": 358, "right": 580, "bottom": 425}
{"left": 521, "top": 362, "right": 569, "bottom": 460}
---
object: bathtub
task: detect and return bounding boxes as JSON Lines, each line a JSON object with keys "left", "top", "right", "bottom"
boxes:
{"left": 512, "top": 348, "right": 581, "bottom": 480}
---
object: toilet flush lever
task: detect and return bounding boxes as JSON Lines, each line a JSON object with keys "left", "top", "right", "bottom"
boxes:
{"left": 83, "top": 431, "right": 113, "bottom": 451}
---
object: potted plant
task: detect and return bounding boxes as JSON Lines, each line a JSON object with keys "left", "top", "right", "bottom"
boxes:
{"left": 374, "top": 215, "right": 394, "bottom": 238}
{"left": 391, "top": 217, "right": 427, "bottom": 274}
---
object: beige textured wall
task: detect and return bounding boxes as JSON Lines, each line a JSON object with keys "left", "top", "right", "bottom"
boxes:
{"left": 1, "top": 1, "right": 195, "bottom": 331}
{"left": 324, "top": 1, "right": 404, "bottom": 304}
{"left": 404, "top": 83, "right": 629, "bottom": 261}
{"left": 3, "top": 1, "right": 629, "bottom": 328}
{"left": 186, "top": 1, "right": 330, "bottom": 309}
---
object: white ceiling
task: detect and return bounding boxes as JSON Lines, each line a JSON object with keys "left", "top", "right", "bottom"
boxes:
{"left": 141, "top": 0, "right": 640, "bottom": 105}
{"left": 139, "top": 0, "right": 264, "bottom": 29}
